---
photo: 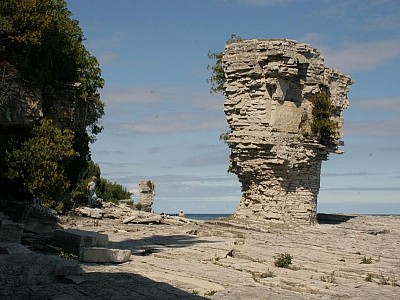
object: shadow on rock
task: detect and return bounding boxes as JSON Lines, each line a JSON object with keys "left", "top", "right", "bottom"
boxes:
{"left": 0, "top": 243, "right": 208, "bottom": 300}
{"left": 108, "top": 234, "right": 220, "bottom": 256}
{"left": 317, "top": 213, "right": 357, "bottom": 225}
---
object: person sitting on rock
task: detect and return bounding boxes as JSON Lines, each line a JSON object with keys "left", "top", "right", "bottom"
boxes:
{"left": 178, "top": 210, "right": 185, "bottom": 218}
{"left": 87, "top": 176, "right": 97, "bottom": 207}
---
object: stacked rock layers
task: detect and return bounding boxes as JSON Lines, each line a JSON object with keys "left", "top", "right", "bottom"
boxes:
{"left": 223, "top": 39, "right": 353, "bottom": 225}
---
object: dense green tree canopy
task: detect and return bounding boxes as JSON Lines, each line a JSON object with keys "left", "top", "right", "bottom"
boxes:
{"left": 5, "top": 119, "right": 77, "bottom": 209}
{"left": 97, "top": 178, "right": 132, "bottom": 203}
{"left": 1, "top": 1, "right": 137, "bottom": 209}
{"left": 0, "top": 0, "right": 109, "bottom": 207}
{"left": 0, "top": 0, "right": 104, "bottom": 135}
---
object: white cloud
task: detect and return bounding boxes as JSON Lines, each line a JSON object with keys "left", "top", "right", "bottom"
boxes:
{"left": 322, "top": 171, "right": 382, "bottom": 177}
{"left": 300, "top": 34, "right": 400, "bottom": 73}
{"left": 113, "top": 111, "right": 226, "bottom": 135}
{"left": 353, "top": 96, "right": 400, "bottom": 113}
{"left": 320, "top": 0, "right": 400, "bottom": 22}
{"left": 84, "top": 31, "right": 126, "bottom": 66}
{"left": 101, "top": 86, "right": 172, "bottom": 106}
{"left": 346, "top": 96, "right": 400, "bottom": 136}
{"left": 182, "top": 147, "right": 230, "bottom": 167}
{"left": 346, "top": 119, "right": 400, "bottom": 136}
{"left": 322, "top": 186, "right": 400, "bottom": 192}
{"left": 102, "top": 85, "right": 223, "bottom": 109}
{"left": 100, "top": 85, "right": 227, "bottom": 135}
{"left": 97, "top": 51, "right": 119, "bottom": 65}
{"left": 97, "top": 173, "right": 240, "bottom": 201}
{"left": 323, "top": 38, "right": 400, "bottom": 73}
{"left": 301, "top": 32, "right": 325, "bottom": 45}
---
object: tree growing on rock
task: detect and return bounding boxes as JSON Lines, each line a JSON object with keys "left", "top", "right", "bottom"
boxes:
{"left": 309, "top": 92, "right": 339, "bottom": 149}
{"left": 5, "top": 119, "right": 78, "bottom": 210}
{"left": 0, "top": 0, "right": 107, "bottom": 205}
{"left": 208, "top": 34, "right": 242, "bottom": 174}
{"left": 208, "top": 36, "right": 341, "bottom": 151}
{"left": 207, "top": 33, "right": 242, "bottom": 94}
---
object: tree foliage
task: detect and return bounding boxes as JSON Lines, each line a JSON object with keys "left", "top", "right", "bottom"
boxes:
{"left": 0, "top": 0, "right": 109, "bottom": 208}
{"left": 310, "top": 92, "right": 339, "bottom": 148}
{"left": 0, "top": 0, "right": 52, "bottom": 46}
{"left": 208, "top": 34, "right": 243, "bottom": 174}
{"left": 5, "top": 119, "right": 78, "bottom": 209}
{"left": 0, "top": 0, "right": 105, "bottom": 135}
{"left": 72, "top": 161, "right": 131, "bottom": 204}
{"left": 207, "top": 33, "right": 242, "bottom": 94}
{"left": 207, "top": 51, "right": 224, "bottom": 94}
{"left": 0, "top": 1, "right": 132, "bottom": 209}
{"left": 96, "top": 179, "right": 132, "bottom": 203}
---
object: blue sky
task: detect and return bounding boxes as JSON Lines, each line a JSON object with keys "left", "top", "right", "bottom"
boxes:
{"left": 67, "top": 0, "right": 400, "bottom": 214}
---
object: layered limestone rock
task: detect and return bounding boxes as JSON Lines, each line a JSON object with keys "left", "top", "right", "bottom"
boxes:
{"left": 0, "top": 61, "right": 101, "bottom": 208}
{"left": 223, "top": 39, "right": 353, "bottom": 225}
{"left": 0, "top": 61, "right": 97, "bottom": 136}
{"left": 0, "top": 62, "right": 43, "bottom": 127}
{"left": 138, "top": 180, "right": 156, "bottom": 212}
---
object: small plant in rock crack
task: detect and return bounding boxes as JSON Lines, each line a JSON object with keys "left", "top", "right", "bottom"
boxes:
{"left": 378, "top": 273, "right": 399, "bottom": 286}
{"left": 260, "top": 269, "right": 275, "bottom": 278}
{"left": 361, "top": 256, "right": 373, "bottom": 264}
{"left": 205, "top": 290, "right": 217, "bottom": 296}
{"left": 274, "top": 253, "right": 293, "bottom": 268}
{"left": 59, "top": 251, "right": 77, "bottom": 260}
{"left": 365, "top": 274, "right": 373, "bottom": 282}
{"left": 378, "top": 273, "right": 390, "bottom": 286}
{"left": 252, "top": 269, "right": 276, "bottom": 282}
{"left": 320, "top": 271, "right": 336, "bottom": 283}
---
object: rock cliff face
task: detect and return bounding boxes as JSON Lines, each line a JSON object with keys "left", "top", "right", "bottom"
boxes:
{"left": 0, "top": 61, "right": 93, "bottom": 131}
{"left": 0, "top": 62, "right": 43, "bottom": 127}
{"left": 223, "top": 39, "right": 353, "bottom": 225}
{"left": 0, "top": 61, "right": 98, "bottom": 203}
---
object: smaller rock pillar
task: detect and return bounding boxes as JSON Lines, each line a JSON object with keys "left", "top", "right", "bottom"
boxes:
{"left": 138, "top": 180, "right": 156, "bottom": 212}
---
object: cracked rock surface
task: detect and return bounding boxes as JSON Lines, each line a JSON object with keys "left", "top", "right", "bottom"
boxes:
{"left": 1, "top": 214, "right": 399, "bottom": 299}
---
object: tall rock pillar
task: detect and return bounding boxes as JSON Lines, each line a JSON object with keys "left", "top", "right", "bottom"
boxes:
{"left": 223, "top": 39, "right": 353, "bottom": 225}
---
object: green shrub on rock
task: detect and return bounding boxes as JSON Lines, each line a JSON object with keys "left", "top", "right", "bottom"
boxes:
{"left": 274, "top": 253, "right": 293, "bottom": 268}
{"left": 5, "top": 119, "right": 77, "bottom": 210}
{"left": 310, "top": 92, "right": 339, "bottom": 148}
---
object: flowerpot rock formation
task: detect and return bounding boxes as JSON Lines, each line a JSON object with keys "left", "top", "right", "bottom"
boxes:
{"left": 222, "top": 39, "right": 353, "bottom": 225}
{"left": 138, "top": 180, "right": 156, "bottom": 212}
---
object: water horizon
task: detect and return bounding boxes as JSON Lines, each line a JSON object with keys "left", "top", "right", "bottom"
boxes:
{"left": 167, "top": 213, "right": 231, "bottom": 221}
{"left": 165, "top": 212, "right": 400, "bottom": 221}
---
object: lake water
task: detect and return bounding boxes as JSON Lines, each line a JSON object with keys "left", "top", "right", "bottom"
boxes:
{"left": 169, "top": 214, "right": 232, "bottom": 221}
{"left": 172, "top": 213, "right": 399, "bottom": 221}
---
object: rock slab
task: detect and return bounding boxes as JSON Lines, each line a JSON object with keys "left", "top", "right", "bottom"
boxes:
{"left": 54, "top": 259, "right": 83, "bottom": 276}
{"left": 78, "top": 247, "right": 131, "bottom": 263}
{"left": 54, "top": 228, "right": 108, "bottom": 255}
{"left": 0, "top": 220, "right": 24, "bottom": 243}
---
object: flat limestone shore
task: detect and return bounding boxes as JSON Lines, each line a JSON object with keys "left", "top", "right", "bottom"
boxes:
{"left": 1, "top": 214, "right": 400, "bottom": 299}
